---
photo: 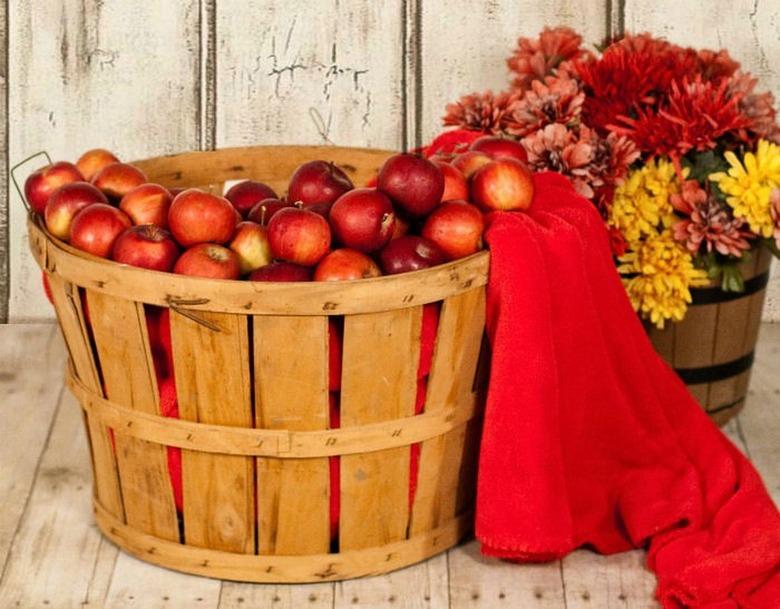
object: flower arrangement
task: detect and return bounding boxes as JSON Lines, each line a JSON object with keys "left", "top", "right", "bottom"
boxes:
{"left": 439, "top": 27, "right": 780, "bottom": 326}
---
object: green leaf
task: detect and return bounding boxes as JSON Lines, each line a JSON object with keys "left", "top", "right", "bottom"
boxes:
{"left": 720, "top": 263, "right": 745, "bottom": 293}
{"left": 684, "top": 150, "right": 730, "bottom": 183}
{"left": 764, "top": 238, "right": 780, "bottom": 259}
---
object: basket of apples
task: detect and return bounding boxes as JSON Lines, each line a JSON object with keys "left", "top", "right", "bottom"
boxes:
{"left": 22, "top": 141, "right": 532, "bottom": 582}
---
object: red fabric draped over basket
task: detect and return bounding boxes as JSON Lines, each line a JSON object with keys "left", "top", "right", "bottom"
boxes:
{"left": 479, "top": 172, "right": 780, "bottom": 608}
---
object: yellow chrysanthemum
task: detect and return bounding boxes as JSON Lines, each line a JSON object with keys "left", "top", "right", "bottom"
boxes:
{"left": 710, "top": 139, "right": 780, "bottom": 238}
{"left": 618, "top": 229, "right": 709, "bottom": 328}
{"left": 609, "top": 158, "right": 684, "bottom": 247}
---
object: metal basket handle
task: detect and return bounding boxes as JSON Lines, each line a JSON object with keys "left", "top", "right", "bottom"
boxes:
{"left": 10, "top": 151, "right": 53, "bottom": 213}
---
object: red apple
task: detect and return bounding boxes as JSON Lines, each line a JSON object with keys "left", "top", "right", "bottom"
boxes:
{"left": 314, "top": 249, "right": 382, "bottom": 281}
{"left": 377, "top": 154, "right": 444, "bottom": 217}
{"left": 247, "top": 198, "right": 291, "bottom": 226}
{"left": 470, "top": 135, "right": 528, "bottom": 162}
{"left": 92, "top": 162, "right": 147, "bottom": 201}
{"left": 433, "top": 161, "right": 469, "bottom": 202}
{"left": 76, "top": 148, "right": 120, "bottom": 181}
{"left": 267, "top": 207, "right": 331, "bottom": 266}
{"left": 451, "top": 151, "right": 492, "bottom": 179}
{"left": 248, "top": 261, "right": 312, "bottom": 282}
{"left": 228, "top": 221, "right": 272, "bottom": 274}
{"left": 329, "top": 188, "right": 395, "bottom": 253}
{"left": 70, "top": 203, "right": 132, "bottom": 258}
{"left": 24, "top": 162, "right": 84, "bottom": 214}
{"left": 44, "top": 182, "right": 108, "bottom": 241}
{"left": 421, "top": 200, "right": 484, "bottom": 260}
{"left": 471, "top": 159, "right": 534, "bottom": 211}
{"left": 173, "top": 243, "right": 240, "bottom": 279}
{"left": 168, "top": 189, "right": 238, "bottom": 247}
{"left": 111, "top": 225, "right": 180, "bottom": 272}
{"left": 225, "top": 180, "right": 278, "bottom": 217}
{"left": 379, "top": 236, "right": 446, "bottom": 275}
{"left": 287, "top": 160, "right": 354, "bottom": 208}
{"left": 119, "top": 183, "right": 173, "bottom": 227}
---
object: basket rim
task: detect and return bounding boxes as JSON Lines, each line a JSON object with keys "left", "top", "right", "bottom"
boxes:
{"left": 29, "top": 214, "right": 489, "bottom": 315}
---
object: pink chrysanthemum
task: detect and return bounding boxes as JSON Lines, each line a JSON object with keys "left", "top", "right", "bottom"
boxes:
{"left": 672, "top": 180, "right": 753, "bottom": 256}
{"left": 502, "top": 75, "right": 585, "bottom": 137}
{"left": 521, "top": 123, "right": 596, "bottom": 198}
{"left": 587, "top": 131, "right": 641, "bottom": 211}
{"left": 442, "top": 90, "right": 514, "bottom": 134}
{"left": 507, "top": 27, "right": 591, "bottom": 90}
{"left": 729, "top": 72, "right": 780, "bottom": 144}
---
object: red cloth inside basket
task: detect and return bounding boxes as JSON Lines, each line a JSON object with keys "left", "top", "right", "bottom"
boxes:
{"left": 158, "top": 375, "right": 183, "bottom": 512}
{"left": 479, "top": 172, "right": 780, "bottom": 608}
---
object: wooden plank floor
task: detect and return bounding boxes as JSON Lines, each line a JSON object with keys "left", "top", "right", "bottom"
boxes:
{"left": 1, "top": 322, "right": 777, "bottom": 609}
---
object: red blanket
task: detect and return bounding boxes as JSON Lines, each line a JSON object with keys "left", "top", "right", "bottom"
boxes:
{"left": 479, "top": 172, "right": 780, "bottom": 608}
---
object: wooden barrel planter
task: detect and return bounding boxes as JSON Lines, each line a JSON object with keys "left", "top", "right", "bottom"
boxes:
{"left": 646, "top": 246, "right": 772, "bottom": 426}
{"left": 27, "top": 145, "right": 490, "bottom": 583}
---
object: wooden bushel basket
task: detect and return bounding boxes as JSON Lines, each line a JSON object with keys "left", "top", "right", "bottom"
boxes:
{"left": 646, "top": 247, "right": 772, "bottom": 426}
{"left": 27, "top": 145, "right": 489, "bottom": 583}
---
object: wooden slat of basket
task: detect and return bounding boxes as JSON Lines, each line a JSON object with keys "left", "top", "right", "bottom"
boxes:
{"left": 85, "top": 291, "right": 179, "bottom": 541}
{"left": 93, "top": 498, "right": 471, "bottom": 584}
{"left": 66, "top": 368, "right": 479, "bottom": 456}
{"left": 410, "top": 288, "right": 485, "bottom": 535}
{"left": 254, "top": 315, "right": 330, "bottom": 555}
{"left": 339, "top": 307, "right": 422, "bottom": 550}
{"left": 28, "top": 215, "right": 489, "bottom": 316}
{"left": 45, "top": 274, "right": 124, "bottom": 521}
{"left": 170, "top": 310, "right": 255, "bottom": 553}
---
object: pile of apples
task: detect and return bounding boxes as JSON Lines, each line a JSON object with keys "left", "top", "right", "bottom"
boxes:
{"left": 24, "top": 137, "right": 533, "bottom": 282}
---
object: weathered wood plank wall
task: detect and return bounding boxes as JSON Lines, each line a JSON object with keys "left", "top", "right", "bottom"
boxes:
{"left": 1, "top": 0, "right": 778, "bottom": 321}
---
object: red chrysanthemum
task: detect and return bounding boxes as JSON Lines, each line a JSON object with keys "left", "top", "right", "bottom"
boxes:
{"left": 608, "top": 226, "right": 629, "bottom": 257}
{"left": 507, "top": 27, "right": 591, "bottom": 90}
{"left": 574, "top": 36, "right": 699, "bottom": 133}
{"left": 696, "top": 48, "right": 740, "bottom": 82}
{"left": 611, "top": 77, "right": 749, "bottom": 158}
{"left": 442, "top": 90, "right": 514, "bottom": 134}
